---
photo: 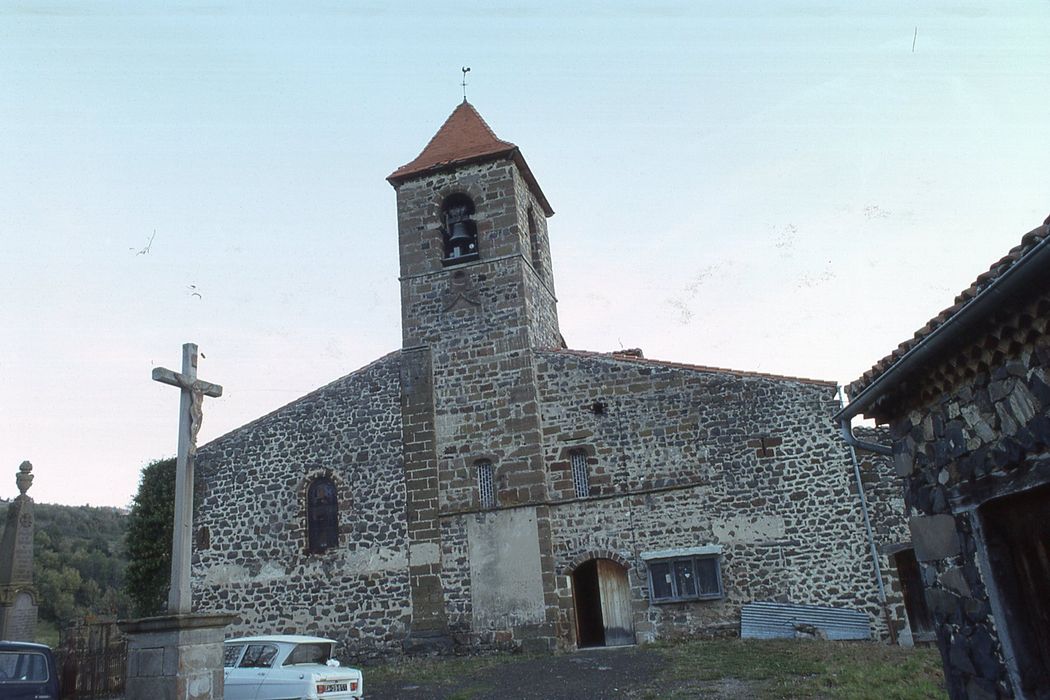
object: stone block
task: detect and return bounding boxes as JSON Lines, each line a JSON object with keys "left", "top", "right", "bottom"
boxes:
{"left": 910, "top": 514, "right": 961, "bottom": 561}
{"left": 939, "top": 566, "right": 971, "bottom": 597}
{"left": 893, "top": 443, "right": 915, "bottom": 477}
{"left": 136, "top": 647, "right": 165, "bottom": 677}
{"left": 1005, "top": 382, "right": 1038, "bottom": 424}
{"left": 1028, "top": 372, "right": 1050, "bottom": 407}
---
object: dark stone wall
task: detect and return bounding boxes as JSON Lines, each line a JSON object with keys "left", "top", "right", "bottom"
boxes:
{"left": 887, "top": 288, "right": 1050, "bottom": 699}
{"left": 191, "top": 353, "right": 410, "bottom": 660}
{"left": 533, "top": 351, "right": 905, "bottom": 645}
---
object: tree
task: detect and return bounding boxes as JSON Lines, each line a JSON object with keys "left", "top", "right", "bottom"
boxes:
{"left": 1, "top": 503, "right": 130, "bottom": 630}
{"left": 124, "top": 458, "right": 175, "bottom": 617}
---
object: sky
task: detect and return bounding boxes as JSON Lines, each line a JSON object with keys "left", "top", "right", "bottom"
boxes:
{"left": 2, "top": 1, "right": 1048, "bottom": 508}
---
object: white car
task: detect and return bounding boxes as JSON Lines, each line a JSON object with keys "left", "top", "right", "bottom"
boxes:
{"left": 223, "top": 635, "right": 364, "bottom": 699}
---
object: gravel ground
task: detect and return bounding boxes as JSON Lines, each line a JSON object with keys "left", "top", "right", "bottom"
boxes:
{"left": 366, "top": 645, "right": 726, "bottom": 699}
{"left": 361, "top": 639, "right": 946, "bottom": 700}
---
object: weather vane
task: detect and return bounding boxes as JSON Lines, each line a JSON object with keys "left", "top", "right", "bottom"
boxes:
{"left": 461, "top": 66, "right": 471, "bottom": 101}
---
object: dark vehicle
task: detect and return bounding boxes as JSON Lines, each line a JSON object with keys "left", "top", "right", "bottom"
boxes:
{"left": 0, "top": 641, "right": 59, "bottom": 699}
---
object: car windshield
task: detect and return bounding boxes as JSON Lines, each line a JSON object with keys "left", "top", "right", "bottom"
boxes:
{"left": 0, "top": 651, "right": 49, "bottom": 682}
{"left": 283, "top": 643, "right": 333, "bottom": 666}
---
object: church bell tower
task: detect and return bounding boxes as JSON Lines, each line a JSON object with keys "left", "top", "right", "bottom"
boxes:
{"left": 387, "top": 102, "right": 562, "bottom": 651}
{"left": 387, "top": 100, "right": 560, "bottom": 351}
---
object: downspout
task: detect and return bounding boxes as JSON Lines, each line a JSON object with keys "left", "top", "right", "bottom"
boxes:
{"left": 838, "top": 386, "right": 897, "bottom": 644}
{"left": 840, "top": 415, "right": 892, "bottom": 456}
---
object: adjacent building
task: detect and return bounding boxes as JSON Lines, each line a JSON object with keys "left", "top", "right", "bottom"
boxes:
{"left": 841, "top": 218, "right": 1050, "bottom": 699}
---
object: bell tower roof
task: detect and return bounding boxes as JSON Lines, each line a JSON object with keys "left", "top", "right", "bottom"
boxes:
{"left": 388, "top": 101, "right": 553, "bottom": 216}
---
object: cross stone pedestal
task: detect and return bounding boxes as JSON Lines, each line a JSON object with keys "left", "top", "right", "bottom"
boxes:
{"left": 120, "top": 613, "right": 238, "bottom": 700}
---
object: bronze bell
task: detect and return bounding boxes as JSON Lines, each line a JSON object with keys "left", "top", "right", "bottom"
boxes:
{"left": 447, "top": 220, "right": 474, "bottom": 257}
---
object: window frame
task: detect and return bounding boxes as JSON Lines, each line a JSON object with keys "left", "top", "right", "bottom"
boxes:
{"left": 441, "top": 192, "right": 479, "bottom": 265}
{"left": 306, "top": 476, "right": 339, "bottom": 555}
{"left": 237, "top": 644, "right": 279, "bottom": 669}
{"left": 642, "top": 546, "right": 724, "bottom": 604}
{"left": 0, "top": 651, "right": 51, "bottom": 683}
{"left": 569, "top": 449, "right": 590, "bottom": 499}
{"left": 476, "top": 459, "right": 496, "bottom": 509}
{"left": 222, "top": 643, "right": 246, "bottom": 668}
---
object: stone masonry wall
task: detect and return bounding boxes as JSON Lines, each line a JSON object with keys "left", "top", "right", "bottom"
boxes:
{"left": 852, "top": 426, "right": 911, "bottom": 642}
{"left": 192, "top": 353, "right": 411, "bottom": 660}
{"left": 535, "top": 351, "right": 898, "bottom": 643}
{"left": 888, "top": 288, "right": 1050, "bottom": 699}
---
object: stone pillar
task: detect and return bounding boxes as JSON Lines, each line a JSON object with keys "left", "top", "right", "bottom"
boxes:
{"left": 119, "top": 613, "right": 237, "bottom": 700}
{"left": 0, "top": 461, "right": 38, "bottom": 641}
{"left": 400, "top": 347, "right": 452, "bottom": 653}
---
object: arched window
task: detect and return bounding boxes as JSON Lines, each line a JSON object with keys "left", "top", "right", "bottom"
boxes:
{"left": 476, "top": 460, "right": 496, "bottom": 509}
{"left": 307, "top": 477, "right": 339, "bottom": 554}
{"left": 441, "top": 193, "right": 479, "bottom": 264}
{"left": 570, "top": 449, "right": 590, "bottom": 498}
{"left": 527, "top": 207, "right": 543, "bottom": 274}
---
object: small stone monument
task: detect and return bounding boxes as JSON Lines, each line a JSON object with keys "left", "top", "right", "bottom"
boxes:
{"left": 0, "top": 461, "right": 39, "bottom": 641}
{"left": 120, "top": 343, "right": 236, "bottom": 700}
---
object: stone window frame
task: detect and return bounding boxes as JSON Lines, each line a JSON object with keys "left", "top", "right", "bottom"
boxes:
{"left": 298, "top": 468, "right": 347, "bottom": 556}
{"left": 569, "top": 448, "right": 590, "bottom": 499}
{"left": 439, "top": 191, "right": 480, "bottom": 265}
{"left": 526, "top": 206, "right": 543, "bottom": 274}
{"left": 641, "top": 545, "right": 724, "bottom": 604}
{"left": 475, "top": 459, "right": 497, "bottom": 510}
{"left": 429, "top": 181, "right": 486, "bottom": 263}
{"left": 556, "top": 444, "right": 597, "bottom": 500}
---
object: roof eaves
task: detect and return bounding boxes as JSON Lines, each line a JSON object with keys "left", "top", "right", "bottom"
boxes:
{"left": 541, "top": 348, "right": 836, "bottom": 387}
{"left": 841, "top": 221, "right": 1050, "bottom": 420}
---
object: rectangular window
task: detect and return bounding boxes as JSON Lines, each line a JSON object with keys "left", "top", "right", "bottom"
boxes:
{"left": 648, "top": 561, "right": 673, "bottom": 599}
{"left": 570, "top": 450, "right": 590, "bottom": 498}
{"left": 477, "top": 460, "right": 496, "bottom": 509}
{"left": 643, "top": 547, "right": 724, "bottom": 603}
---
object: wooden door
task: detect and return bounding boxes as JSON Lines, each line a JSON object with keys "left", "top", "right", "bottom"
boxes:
{"left": 596, "top": 559, "right": 635, "bottom": 646}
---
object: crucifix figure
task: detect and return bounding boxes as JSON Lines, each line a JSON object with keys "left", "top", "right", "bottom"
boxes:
{"left": 152, "top": 343, "right": 222, "bottom": 614}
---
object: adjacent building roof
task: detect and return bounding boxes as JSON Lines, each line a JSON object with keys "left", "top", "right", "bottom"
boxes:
{"left": 844, "top": 217, "right": 1050, "bottom": 418}
{"left": 387, "top": 101, "right": 554, "bottom": 216}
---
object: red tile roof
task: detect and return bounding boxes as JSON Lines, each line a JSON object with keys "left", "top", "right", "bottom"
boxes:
{"left": 847, "top": 219, "right": 1050, "bottom": 400}
{"left": 543, "top": 348, "right": 837, "bottom": 387}
{"left": 387, "top": 101, "right": 554, "bottom": 216}
{"left": 388, "top": 101, "right": 515, "bottom": 182}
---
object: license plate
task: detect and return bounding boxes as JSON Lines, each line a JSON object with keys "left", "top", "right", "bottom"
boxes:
{"left": 321, "top": 683, "right": 348, "bottom": 692}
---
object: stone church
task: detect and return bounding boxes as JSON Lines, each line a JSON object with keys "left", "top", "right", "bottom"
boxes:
{"left": 192, "top": 101, "right": 907, "bottom": 656}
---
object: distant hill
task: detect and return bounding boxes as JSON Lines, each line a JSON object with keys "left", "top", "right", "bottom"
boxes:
{"left": 0, "top": 500, "right": 130, "bottom": 631}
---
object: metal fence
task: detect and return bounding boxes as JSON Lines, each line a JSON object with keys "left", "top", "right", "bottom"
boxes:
{"left": 57, "top": 617, "right": 126, "bottom": 699}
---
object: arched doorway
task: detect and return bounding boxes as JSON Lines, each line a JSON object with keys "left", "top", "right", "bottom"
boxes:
{"left": 572, "top": 559, "right": 635, "bottom": 647}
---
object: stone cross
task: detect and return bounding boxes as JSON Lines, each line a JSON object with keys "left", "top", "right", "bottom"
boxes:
{"left": 152, "top": 343, "right": 222, "bottom": 614}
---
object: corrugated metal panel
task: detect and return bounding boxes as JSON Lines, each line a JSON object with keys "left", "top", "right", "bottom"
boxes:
{"left": 740, "top": 601, "right": 871, "bottom": 641}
